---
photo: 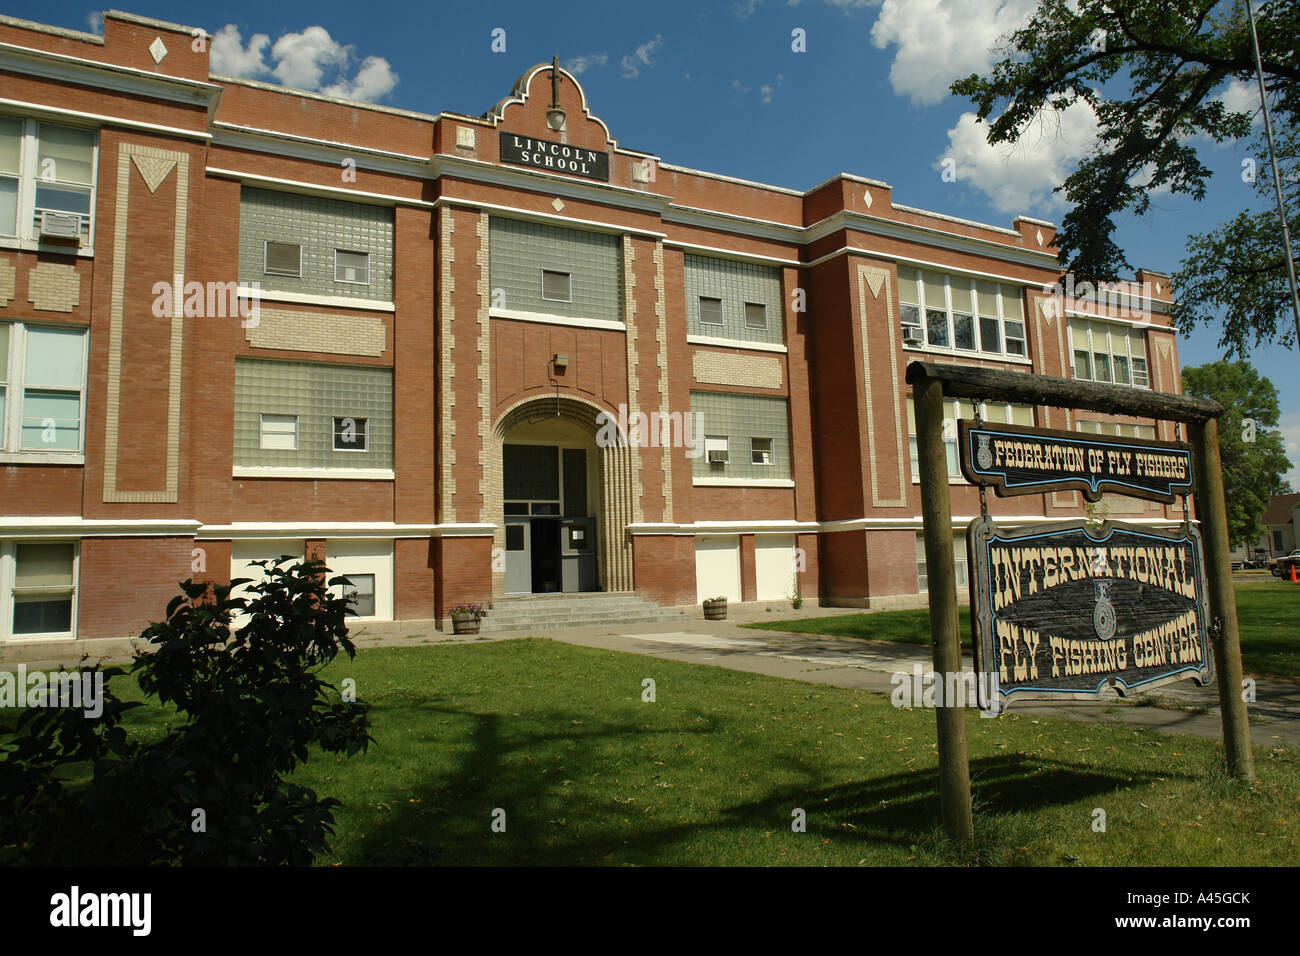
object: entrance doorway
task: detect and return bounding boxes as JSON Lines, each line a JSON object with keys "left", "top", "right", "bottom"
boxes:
{"left": 501, "top": 434, "right": 598, "bottom": 594}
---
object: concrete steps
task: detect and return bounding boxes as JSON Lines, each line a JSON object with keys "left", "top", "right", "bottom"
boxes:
{"left": 479, "top": 591, "right": 687, "bottom": 632}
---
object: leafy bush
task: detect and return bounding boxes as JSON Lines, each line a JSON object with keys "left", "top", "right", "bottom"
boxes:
{"left": 0, "top": 558, "right": 372, "bottom": 865}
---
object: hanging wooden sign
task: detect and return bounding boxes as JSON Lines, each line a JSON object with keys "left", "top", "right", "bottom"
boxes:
{"left": 958, "top": 420, "right": 1193, "bottom": 503}
{"left": 967, "top": 517, "right": 1214, "bottom": 710}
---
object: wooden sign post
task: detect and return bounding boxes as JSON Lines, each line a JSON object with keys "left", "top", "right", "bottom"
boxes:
{"left": 906, "top": 361, "right": 1254, "bottom": 841}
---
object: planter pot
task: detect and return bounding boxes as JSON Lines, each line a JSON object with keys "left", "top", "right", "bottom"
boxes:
{"left": 451, "top": 614, "right": 481, "bottom": 635}
{"left": 703, "top": 601, "right": 727, "bottom": 621}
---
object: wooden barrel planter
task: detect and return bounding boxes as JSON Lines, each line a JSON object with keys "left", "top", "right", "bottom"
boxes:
{"left": 451, "top": 614, "right": 480, "bottom": 635}
{"left": 703, "top": 598, "right": 727, "bottom": 621}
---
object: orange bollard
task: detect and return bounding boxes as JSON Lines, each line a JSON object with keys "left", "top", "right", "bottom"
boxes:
{"left": 1291, "top": 563, "right": 1297, "bottom": 583}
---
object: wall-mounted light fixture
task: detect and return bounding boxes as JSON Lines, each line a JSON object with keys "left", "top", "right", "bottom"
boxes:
{"left": 546, "top": 55, "right": 567, "bottom": 132}
{"left": 552, "top": 353, "right": 568, "bottom": 371}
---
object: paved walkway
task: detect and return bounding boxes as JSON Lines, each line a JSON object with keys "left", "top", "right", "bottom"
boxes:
{"left": 8, "top": 602, "right": 1297, "bottom": 747}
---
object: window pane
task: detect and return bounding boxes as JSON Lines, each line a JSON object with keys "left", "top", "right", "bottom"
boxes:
{"left": 15, "top": 542, "right": 74, "bottom": 587}
{"left": 335, "top": 250, "right": 369, "bottom": 283}
{"left": 1129, "top": 329, "right": 1147, "bottom": 358}
{"left": 979, "top": 315, "right": 1001, "bottom": 353}
{"left": 744, "top": 302, "right": 766, "bottom": 330}
{"left": 37, "top": 125, "right": 94, "bottom": 185}
{"left": 0, "top": 323, "right": 8, "bottom": 381}
{"left": 504, "top": 502, "right": 529, "bottom": 515}
{"left": 698, "top": 296, "right": 723, "bottom": 325}
{"left": 1113, "top": 354, "right": 1130, "bottom": 385}
{"left": 901, "top": 303, "right": 921, "bottom": 338}
{"left": 34, "top": 184, "right": 91, "bottom": 216}
{"left": 1004, "top": 320, "right": 1026, "bottom": 355}
{"left": 926, "top": 308, "right": 949, "bottom": 347}
{"left": 0, "top": 177, "right": 16, "bottom": 236}
{"left": 1093, "top": 352, "right": 1111, "bottom": 382}
{"left": 25, "top": 326, "right": 84, "bottom": 387}
{"left": 260, "top": 414, "right": 297, "bottom": 450}
{"left": 1074, "top": 349, "right": 1092, "bottom": 379}
{"left": 949, "top": 280, "right": 973, "bottom": 314}
{"left": 953, "top": 312, "right": 975, "bottom": 350}
{"left": 976, "top": 280, "right": 999, "bottom": 317}
{"left": 1132, "top": 357, "right": 1149, "bottom": 387}
{"left": 505, "top": 524, "right": 525, "bottom": 550}
{"left": 1001, "top": 286, "right": 1024, "bottom": 320}
{"left": 897, "top": 266, "right": 919, "bottom": 304}
{"left": 340, "top": 574, "right": 375, "bottom": 617}
{"left": 13, "top": 595, "right": 72, "bottom": 634}
{"left": 1010, "top": 404, "right": 1034, "bottom": 426}
{"left": 542, "top": 269, "right": 571, "bottom": 301}
{"left": 0, "top": 117, "right": 20, "bottom": 175}
{"left": 333, "top": 416, "right": 367, "bottom": 450}
{"left": 922, "top": 271, "right": 947, "bottom": 310}
{"left": 751, "top": 437, "right": 772, "bottom": 465}
{"left": 21, "top": 390, "right": 80, "bottom": 449}
{"left": 265, "top": 241, "right": 301, "bottom": 276}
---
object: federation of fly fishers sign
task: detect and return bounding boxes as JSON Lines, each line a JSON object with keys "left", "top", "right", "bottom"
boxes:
{"left": 967, "top": 518, "right": 1213, "bottom": 709}
{"left": 958, "top": 420, "right": 1193, "bottom": 503}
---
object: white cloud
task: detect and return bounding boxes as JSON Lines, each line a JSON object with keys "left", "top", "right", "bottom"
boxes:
{"left": 210, "top": 23, "right": 397, "bottom": 103}
{"left": 734, "top": 0, "right": 764, "bottom": 16}
{"left": 621, "top": 35, "right": 663, "bottom": 79}
{"left": 84, "top": 12, "right": 103, "bottom": 36}
{"left": 939, "top": 100, "right": 1100, "bottom": 214}
{"left": 566, "top": 54, "right": 608, "bottom": 75}
{"left": 1219, "top": 77, "right": 1263, "bottom": 126}
{"left": 211, "top": 25, "right": 271, "bottom": 79}
{"left": 870, "top": 0, "right": 1038, "bottom": 106}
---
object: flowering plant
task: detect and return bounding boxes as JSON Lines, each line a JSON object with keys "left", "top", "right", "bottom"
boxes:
{"left": 449, "top": 603, "right": 484, "bottom": 618}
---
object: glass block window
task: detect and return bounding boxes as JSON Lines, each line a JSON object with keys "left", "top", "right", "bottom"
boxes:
{"left": 239, "top": 187, "right": 393, "bottom": 300}
{"left": 1069, "top": 319, "right": 1148, "bottom": 388}
{"left": 489, "top": 217, "right": 621, "bottom": 321}
{"left": 503, "top": 443, "right": 560, "bottom": 500}
{"left": 898, "top": 266, "right": 1027, "bottom": 359}
{"left": 234, "top": 359, "right": 393, "bottom": 469}
{"left": 684, "top": 254, "right": 784, "bottom": 346}
{"left": 690, "top": 391, "right": 791, "bottom": 480}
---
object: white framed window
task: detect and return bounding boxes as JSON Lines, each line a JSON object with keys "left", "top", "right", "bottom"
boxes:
{"left": 0, "top": 116, "right": 97, "bottom": 248}
{"left": 750, "top": 437, "right": 773, "bottom": 465}
{"left": 333, "top": 416, "right": 368, "bottom": 451}
{"left": 334, "top": 249, "right": 370, "bottom": 285}
{"left": 906, "top": 397, "right": 1033, "bottom": 482}
{"left": 0, "top": 322, "right": 88, "bottom": 457}
{"left": 541, "top": 269, "right": 572, "bottom": 302}
{"left": 744, "top": 302, "right": 767, "bottom": 330}
{"left": 260, "top": 413, "right": 299, "bottom": 450}
{"left": 899, "top": 267, "right": 1027, "bottom": 359}
{"left": 698, "top": 296, "right": 724, "bottom": 326}
{"left": 0, "top": 540, "right": 78, "bottom": 642}
{"left": 264, "top": 241, "right": 302, "bottom": 277}
{"left": 1069, "top": 318, "right": 1148, "bottom": 388}
{"left": 336, "top": 573, "right": 376, "bottom": 617}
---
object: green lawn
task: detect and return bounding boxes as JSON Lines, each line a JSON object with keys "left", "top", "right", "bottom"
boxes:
{"left": 745, "top": 581, "right": 1300, "bottom": 677}
{"left": 5, "top": 638, "right": 1297, "bottom": 865}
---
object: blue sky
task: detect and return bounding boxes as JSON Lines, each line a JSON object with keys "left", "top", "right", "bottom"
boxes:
{"left": 14, "top": 0, "right": 1299, "bottom": 487}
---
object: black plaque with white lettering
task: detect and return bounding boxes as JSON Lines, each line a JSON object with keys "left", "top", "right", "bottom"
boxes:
{"left": 959, "top": 420, "right": 1193, "bottom": 503}
{"left": 967, "top": 517, "right": 1213, "bottom": 710}
{"left": 499, "top": 133, "right": 610, "bottom": 181}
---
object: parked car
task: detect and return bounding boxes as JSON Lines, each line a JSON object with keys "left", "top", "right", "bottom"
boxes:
{"left": 1267, "top": 550, "right": 1300, "bottom": 578}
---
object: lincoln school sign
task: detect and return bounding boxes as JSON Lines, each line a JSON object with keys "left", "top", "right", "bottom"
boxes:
{"left": 499, "top": 133, "right": 610, "bottom": 181}
{"left": 967, "top": 518, "right": 1214, "bottom": 707}
{"left": 958, "top": 420, "right": 1193, "bottom": 503}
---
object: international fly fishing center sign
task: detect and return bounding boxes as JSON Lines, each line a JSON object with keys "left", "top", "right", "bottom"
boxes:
{"left": 959, "top": 421, "right": 1212, "bottom": 709}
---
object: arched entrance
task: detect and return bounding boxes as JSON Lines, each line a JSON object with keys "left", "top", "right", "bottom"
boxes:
{"left": 489, "top": 397, "right": 637, "bottom": 598}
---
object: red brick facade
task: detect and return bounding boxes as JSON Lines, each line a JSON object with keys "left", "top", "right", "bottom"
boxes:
{"left": 0, "top": 11, "right": 1185, "bottom": 653}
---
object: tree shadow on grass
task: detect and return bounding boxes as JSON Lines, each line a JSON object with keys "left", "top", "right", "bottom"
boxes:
{"left": 329, "top": 703, "right": 1181, "bottom": 866}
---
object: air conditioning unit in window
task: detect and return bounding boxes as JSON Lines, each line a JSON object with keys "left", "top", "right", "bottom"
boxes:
{"left": 707, "top": 449, "right": 730, "bottom": 464}
{"left": 903, "top": 326, "right": 923, "bottom": 345}
{"left": 40, "top": 212, "right": 81, "bottom": 243}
